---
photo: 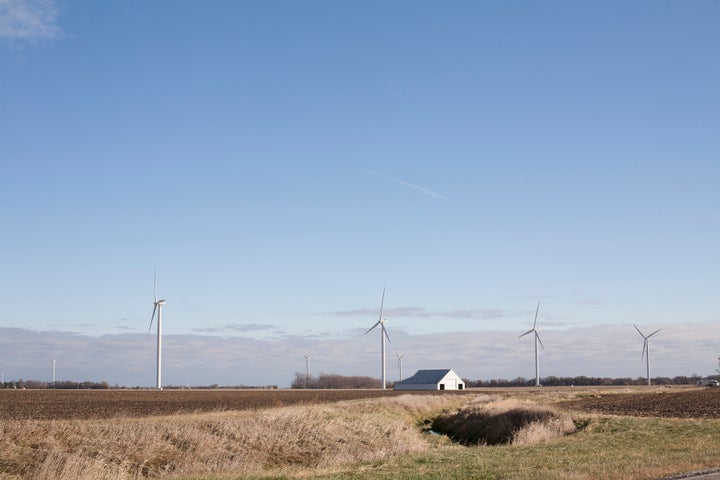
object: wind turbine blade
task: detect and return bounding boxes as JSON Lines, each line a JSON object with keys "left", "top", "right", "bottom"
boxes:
{"left": 647, "top": 329, "right": 661, "bottom": 338}
{"left": 519, "top": 329, "right": 534, "bottom": 338}
{"left": 382, "top": 324, "right": 391, "bottom": 343}
{"left": 533, "top": 302, "right": 540, "bottom": 328}
{"left": 641, "top": 340, "right": 647, "bottom": 361}
{"left": 154, "top": 270, "right": 158, "bottom": 303}
{"left": 365, "top": 320, "right": 381, "bottom": 335}
{"left": 536, "top": 332, "right": 545, "bottom": 349}
{"left": 379, "top": 288, "right": 385, "bottom": 322}
{"left": 634, "top": 324, "right": 645, "bottom": 338}
{"left": 147, "top": 304, "right": 157, "bottom": 338}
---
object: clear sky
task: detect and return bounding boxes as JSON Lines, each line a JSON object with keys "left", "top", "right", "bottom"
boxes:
{"left": 1, "top": 1, "right": 719, "bottom": 387}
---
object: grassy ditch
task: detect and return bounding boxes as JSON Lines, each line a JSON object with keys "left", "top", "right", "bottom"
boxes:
{"left": 296, "top": 415, "right": 720, "bottom": 480}
{"left": 0, "top": 394, "right": 465, "bottom": 480}
{"left": 431, "top": 396, "right": 576, "bottom": 445}
{"left": 3, "top": 390, "right": 720, "bottom": 480}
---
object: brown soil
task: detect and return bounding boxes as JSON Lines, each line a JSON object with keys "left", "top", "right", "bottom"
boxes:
{"left": 560, "top": 387, "right": 720, "bottom": 418}
{"left": 0, "top": 388, "right": 465, "bottom": 420}
{"left": 5, "top": 387, "right": 718, "bottom": 421}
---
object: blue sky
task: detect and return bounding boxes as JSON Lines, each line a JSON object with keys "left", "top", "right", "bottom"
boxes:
{"left": 1, "top": 1, "right": 719, "bottom": 387}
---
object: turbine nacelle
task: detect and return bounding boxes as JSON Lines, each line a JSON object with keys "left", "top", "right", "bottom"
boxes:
{"left": 365, "top": 318, "right": 390, "bottom": 342}
{"left": 148, "top": 300, "right": 166, "bottom": 336}
{"left": 519, "top": 302, "right": 544, "bottom": 348}
{"left": 634, "top": 325, "right": 660, "bottom": 361}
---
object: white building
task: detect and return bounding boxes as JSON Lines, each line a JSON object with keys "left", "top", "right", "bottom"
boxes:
{"left": 393, "top": 369, "right": 465, "bottom": 391}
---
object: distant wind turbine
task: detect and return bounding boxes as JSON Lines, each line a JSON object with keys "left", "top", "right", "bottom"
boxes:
{"left": 147, "top": 271, "right": 166, "bottom": 390}
{"left": 519, "top": 302, "right": 544, "bottom": 386}
{"left": 365, "top": 288, "right": 390, "bottom": 389}
{"left": 395, "top": 352, "right": 405, "bottom": 382}
{"left": 304, "top": 349, "right": 311, "bottom": 386}
{"left": 634, "top": 325, "right": 661, "bottom": 386}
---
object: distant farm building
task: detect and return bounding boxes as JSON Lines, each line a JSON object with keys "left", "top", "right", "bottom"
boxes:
{"left": 393, "top": 369, "right": 465, "bottom": 391}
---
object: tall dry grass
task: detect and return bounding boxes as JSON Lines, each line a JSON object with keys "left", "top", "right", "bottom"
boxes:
{"left": 0, "top": 394, "right": 462, "bottom": 480}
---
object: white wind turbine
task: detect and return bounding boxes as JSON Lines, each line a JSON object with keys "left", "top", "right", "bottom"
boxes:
{"left": 395, "top": 352, "right": 405, "bottom": 382}
{"left": 519, "top": 302, "right": 544, "bottom": 387}
{"left": 634, "top": 325, "right": 661, "bottom": 386}
{"left": 147, "top": 271, "right": 166, "bottom": 390}
{"left": 303, "top": 349, "right": 311, "bottom": 386}
{"left": 365, "top": 288, "right": 390, "bottom": 389}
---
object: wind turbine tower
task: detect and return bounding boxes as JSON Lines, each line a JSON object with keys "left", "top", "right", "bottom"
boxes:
{"left": 396, "top": 352, "right": 405, "bottom": 382}
{"left": 304, "top": 350, "right": 311, "bottom": 385}
{"left": 51, "top": 359, "right": 56, "bottom": 386}
{"left": 148, "top": 272, "right": 166, "bottom": 390}
{"left": 634, "top": 325, "right": 660, "bottom": 386}
{"left": 365, "top": 288, "right": 390, "bottom": 389}
{"left": 519, "top": 302, "right": 544, "bottom": 386}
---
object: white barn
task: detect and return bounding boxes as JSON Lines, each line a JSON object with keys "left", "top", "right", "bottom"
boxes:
{"left": 393, "top": 369, "right": 465, "bottom": 391}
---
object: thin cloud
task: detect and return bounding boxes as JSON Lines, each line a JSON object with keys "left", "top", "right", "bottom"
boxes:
{"left": 192, "top": 323, "right": 276, "bottom": 334}
{"left": 576, "top": 298, "right": 604, "bottom": 306}
{"left": 0, "top": 0, "right": 62, "bottom": 44}
{"left": 328, "top": 306, "right": 517, "bottom": 320}
{"left": 332, "top": 308, "right": 374, "bottom": 317}
{"left": 443, "top": 309, "right": 519, "bottom": 320}
{"left": 364, "top": 170, "right": 446, "bottom": 200}
{"left": 330, "top": 307, "right": 429, "bottom": 318}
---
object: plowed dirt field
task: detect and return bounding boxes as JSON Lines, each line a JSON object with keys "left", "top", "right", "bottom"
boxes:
{"left": 4, "top": 387, "right": 718, "bottom": 421}
{"left": 561, "top": 387, "right": 720, "bottom": 418}
{"left": 0, "top": 389, "right": 465, "bottom": 420}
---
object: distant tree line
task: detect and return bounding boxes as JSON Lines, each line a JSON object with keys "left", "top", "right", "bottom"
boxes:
{"left": 291, "top": 372, "right": 381, "bottom": 389}
{"left": 464, "top": 374, "right": 719, "bottom": 387}
{"left": 0, "top": 380, "right": 110, "bottom": 389}
{"left": 162, "top": 384, "right": 279, "bottom": 390}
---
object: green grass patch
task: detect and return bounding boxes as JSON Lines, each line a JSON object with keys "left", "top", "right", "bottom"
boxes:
{"left": 264, "top": 416, "right": 720, "bottom": 480}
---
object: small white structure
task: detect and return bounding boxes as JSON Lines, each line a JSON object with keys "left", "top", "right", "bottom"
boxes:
{"left": 393, "top": 369, "right": 465, "bottom": 391}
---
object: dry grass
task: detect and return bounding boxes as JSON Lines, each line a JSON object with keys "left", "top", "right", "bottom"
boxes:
{"left": 4, "top": 388, "right": 720, "bottom": 480}
{"left": 0, "top": 394, "right": 463, "bottom": 480}
{"left": 432, "top": 396, "right": 576, "bottom": 446}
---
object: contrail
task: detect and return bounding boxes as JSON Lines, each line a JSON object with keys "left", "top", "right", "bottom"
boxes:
{"left": 364, "top": 170, "right": 447, "bottom": 200}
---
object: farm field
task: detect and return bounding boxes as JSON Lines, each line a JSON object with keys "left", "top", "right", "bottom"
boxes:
{"left": 1, "top": 386, "right": 719, "bottom": 480}
{"left": 0, "top": 388, "right": 457, "bottom": 420}
{"left": 560, "top": 386, "right": 720, "bottom": 418}
{"left": 5, "top": 385, "right": 718, "bottom": 421}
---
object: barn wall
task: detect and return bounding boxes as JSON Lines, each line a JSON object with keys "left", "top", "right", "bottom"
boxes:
{"left": 439, "top": 373, "right": 464, "bottom": 390}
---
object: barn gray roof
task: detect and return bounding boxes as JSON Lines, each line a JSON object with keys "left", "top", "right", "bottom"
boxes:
{"left": 396, "top": 369, "right": 454, "bottom": 385}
